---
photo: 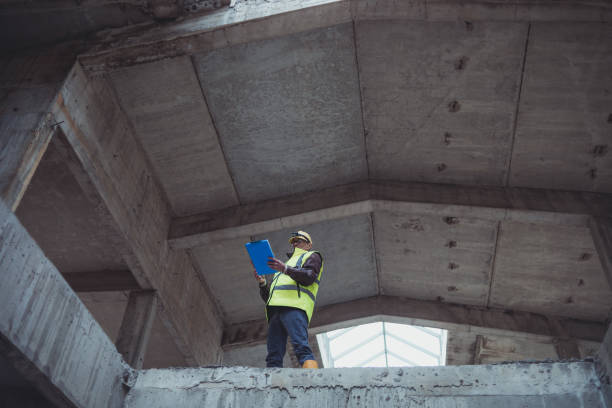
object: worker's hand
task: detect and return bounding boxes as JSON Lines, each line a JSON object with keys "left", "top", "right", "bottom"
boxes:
{"left": 267, "top": 257, "right": 286, "bottom": 273}
{"left": 253, "top": 270, "right": 266, "bottom": 285}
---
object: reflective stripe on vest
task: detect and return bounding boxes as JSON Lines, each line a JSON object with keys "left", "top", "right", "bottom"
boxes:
{"left": 266, "top": 247, "right": 323, "bottom": 323}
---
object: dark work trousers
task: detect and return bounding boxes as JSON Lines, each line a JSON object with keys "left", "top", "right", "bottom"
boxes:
{"left": 266, "top": 306, "right": 314, "bottom": 367}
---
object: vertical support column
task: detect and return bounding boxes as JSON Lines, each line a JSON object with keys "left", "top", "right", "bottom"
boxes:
{"left": 116, "top": 290, "right": 157, "bottom": 369}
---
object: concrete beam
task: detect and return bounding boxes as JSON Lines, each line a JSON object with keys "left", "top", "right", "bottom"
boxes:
{"left": 63, "top": 269, "right": 140, "bottom": 292}
{"left": 79, "top": 0, "right": 612, "bottom": 73}
{"left": 0, "top": 199, "right": 129, "bottom": 408}
{"left": 0, "top": 45, "right": 77, "bottom": 211}
{"left": 116, "top": 291, "right": 157, "bottom": 369}
{"left": 222, "top": 296, "right": 606, "bottom": 349}
{"left": 170, "top": 181, "right": 612, "bottom": 248}
{"left": 589, "top": 217, "right": 612, "bottom": 291}
{"left": 50, "top": 62, "right": 223, "bottom": 365}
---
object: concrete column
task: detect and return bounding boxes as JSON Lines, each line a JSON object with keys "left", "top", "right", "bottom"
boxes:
{"left": 116, "top": 290, "right": 158, "bottom": 369}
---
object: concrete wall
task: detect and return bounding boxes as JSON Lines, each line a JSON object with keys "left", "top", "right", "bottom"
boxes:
{"left": 125, "top": 361, "right": 605, "bottom": 407}
{"left": 0, "top": 199, "right": 129, "bottom": 408}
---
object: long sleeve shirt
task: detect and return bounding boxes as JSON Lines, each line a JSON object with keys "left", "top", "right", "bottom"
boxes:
{"left": 259, "top": 252, "right": 323, "bottom": 302}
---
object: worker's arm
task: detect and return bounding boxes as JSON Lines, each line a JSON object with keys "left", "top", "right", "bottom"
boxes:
{"left": 259, "top": 283, "right": 269, "bottom": 302}
{"left": 268, "top": 253, "right": 322, "bottom": 286}
{"left": 253, "top": 270, "right": 269, "bottom": 302}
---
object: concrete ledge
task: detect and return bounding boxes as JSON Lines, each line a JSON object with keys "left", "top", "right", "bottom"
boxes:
{"left": 125, "top": 361, "right": 605, "bottom": 407}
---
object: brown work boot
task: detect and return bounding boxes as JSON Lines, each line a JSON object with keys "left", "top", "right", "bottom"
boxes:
{"left": 302, "top": 359, "right": 318, "bottom": 369}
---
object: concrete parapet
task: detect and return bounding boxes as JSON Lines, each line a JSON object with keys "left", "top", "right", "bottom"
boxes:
{"left": 126, "top": 361, "right": 605, "bottom": 407}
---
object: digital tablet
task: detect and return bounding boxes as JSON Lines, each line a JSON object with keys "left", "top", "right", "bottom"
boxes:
{"left": 245, "top": 239, "right": 276, "bottom": 275}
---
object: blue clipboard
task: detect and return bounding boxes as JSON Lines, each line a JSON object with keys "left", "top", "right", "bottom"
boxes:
{"left": 245, "top": 240, "right": 276, "bottom": 275}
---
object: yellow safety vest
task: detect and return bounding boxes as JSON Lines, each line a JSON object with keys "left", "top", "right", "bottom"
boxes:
{"left": 266, "top": 247, "right": 323, "bottom": 323}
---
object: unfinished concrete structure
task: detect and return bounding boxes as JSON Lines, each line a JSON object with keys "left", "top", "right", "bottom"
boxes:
{"left": 1, "top": 0, "right": 612, "bottom": 406}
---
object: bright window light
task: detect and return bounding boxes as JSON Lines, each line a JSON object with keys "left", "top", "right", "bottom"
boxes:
{"left": 316, "top": 322, "right": 447, "bottom": 368}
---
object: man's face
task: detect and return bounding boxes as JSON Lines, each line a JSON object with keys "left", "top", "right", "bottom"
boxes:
{"left": 291, "top": 238, "right": 312, "bottom": 251}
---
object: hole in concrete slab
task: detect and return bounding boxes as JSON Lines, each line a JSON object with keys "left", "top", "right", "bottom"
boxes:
{"left": 565, "top": 296, "right": 573, "bottom": 304}
{"left": 448, "top": 100, "right": 460, "bottom": 112}
{"left": 446, "top": 240, "right": 457, "bottom": 248}
{"left": 587, "top": 168, "right": 597, "bottom": 179}
{"left": 443, "top": 132, "right": 452, "bottom": 145}
{"left": 593, "top": 145, "right": 608, "bottom": 157}
{"left": 437, "top": 163, "right": 447, "bottom": 172}
{"left": 454, "top": 57, "right": 469, "bottom": 70}
{"left": 448, "top": 262, "right": 459, "bottom": 270}
{"left": 465, "top": 21, "right": 474, "bottom": 31}
{"left": 579, "top": 253, "right": 592, "bottom": 261}
{"left": 577, "top": 279, "right": 585, "bottom": 286}
{"left": 443, "top": 216, "right": 459, "bottom": 225}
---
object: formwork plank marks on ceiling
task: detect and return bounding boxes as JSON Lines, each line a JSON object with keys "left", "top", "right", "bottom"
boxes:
{"left": 374, "top": 210, "right": 497, "bottom": 306}
{"left": 357, "top": 20, "right": 526, "bottom": 186}
{"left": 110, "top": 56, "right": 238, "bottom": 216}
{"left": 510, "top": 23, "right": 612, "bottom": 193}
{"left": 193, "top": 23, "right": 367, "bottom": 203}
{"left": 490, "top": 221, "right": 612, "bottom": 321}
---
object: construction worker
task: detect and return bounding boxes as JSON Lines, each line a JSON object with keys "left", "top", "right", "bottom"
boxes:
{"left": 254, "top": 230, "right": 323, "bottom": 368}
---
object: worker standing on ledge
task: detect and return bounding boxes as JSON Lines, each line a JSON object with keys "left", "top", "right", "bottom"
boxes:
{"left": 253, "top": 230, "right": 323, "bottom": 368}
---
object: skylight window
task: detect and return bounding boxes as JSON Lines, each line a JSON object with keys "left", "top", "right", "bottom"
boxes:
{"left": 316, "top": 322, "right": 447, "bottom": 368}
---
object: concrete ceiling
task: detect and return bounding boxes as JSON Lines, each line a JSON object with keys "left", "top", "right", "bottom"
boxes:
{"left": 102, "top": 18, "right": 612, "bottom": 326}
{"left": 7, "top": 0, "right": 612, "bottom": 369}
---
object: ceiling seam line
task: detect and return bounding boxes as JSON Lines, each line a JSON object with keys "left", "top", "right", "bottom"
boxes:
{"left": 485, "top": 220, "right": 503, "bottom": 309}
{"left": 369, "top": 211, "right": 382, "bottom": 296}
{"left": 352, "top": 18, "right": 370, "bottom": 180}
{"left": 504, "top": 22, "right": 531, "bottom": 187}
{"left": 189, "top": 55, "right": 243, "bottom": 206}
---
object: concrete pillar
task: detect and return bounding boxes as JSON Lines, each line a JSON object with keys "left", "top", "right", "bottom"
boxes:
{"left": 116, "top": 290, "right": 158, "bottom": 369}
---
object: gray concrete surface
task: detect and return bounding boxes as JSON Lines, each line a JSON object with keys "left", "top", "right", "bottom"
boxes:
{"left": 490, "top": 221, "right": 612, "bottom": 321}
{"left": 597, "top": 325, "right": 612, "bottom": 406}
{"left": 375, "top": 210, "right": 497, "bottom": 306}
{"left": 0, "top": 44, "right": 78, "bottom": 211}
{"left": 2, "top": 0, "right": 612, "bottom": 385}
{"left": 511, "top": 23, "right": 612, "bottom": 192}
{"left": 124, "top": 361, "right": 606, "bottom": 407}
{"left": 0, "top": 199, "right": 128, "bottom": 408}
{"left": 110, "top": 57, "right": 239, "bottom": 217}
{"left": 358, "top": 20, "right": 526, "bottom": 186}
{"left": 52, "top": 64, "right": 224, "bottom": 366}
{"left": 193, "top": 23, "right": 367, "bottom": 203}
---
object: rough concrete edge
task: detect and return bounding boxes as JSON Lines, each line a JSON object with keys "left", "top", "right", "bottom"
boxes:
{"left": 129, "top": 360, "right": 601, "bottom": 397}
